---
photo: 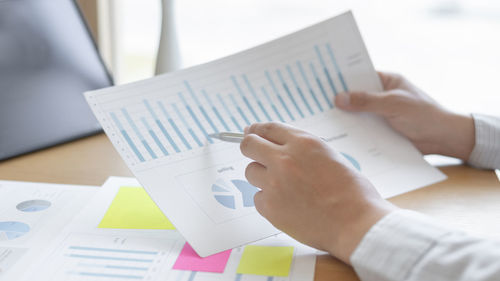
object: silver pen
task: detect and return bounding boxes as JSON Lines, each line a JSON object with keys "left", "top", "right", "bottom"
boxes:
{"left": 210, "top": 132, "right": 328, "bottom": 143}
{"left": 209, "top": 132, "right": 245, "bottom": 143}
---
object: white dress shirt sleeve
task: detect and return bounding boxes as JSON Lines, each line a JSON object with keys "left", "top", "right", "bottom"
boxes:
{"left": 350, "top": 210, "right": 500, "bottom": 281}
{"left": 350, "top": 114, "right": 500, "bottom": 280}
{"left": 468, "top": 114, "right": 500, "bottom": 169}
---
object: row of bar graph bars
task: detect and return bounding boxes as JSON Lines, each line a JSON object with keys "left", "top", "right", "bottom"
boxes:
{"left": 112, "top": 43, "right": 350, "bottom": 162}
{"left": 66, "top": 245, "right": 160, "bottom": 280}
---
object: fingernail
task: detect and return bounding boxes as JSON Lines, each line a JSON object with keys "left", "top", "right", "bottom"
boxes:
{"left": 336, "top": 92, "right": 350, "bottom": 107}
{"left": 244, "top": 126, "right": 249, "bottom": 134}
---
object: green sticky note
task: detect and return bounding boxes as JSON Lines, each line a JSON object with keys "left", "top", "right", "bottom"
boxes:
{"left": 236, "top": 245, "right": 294, "bottom": 276}
{"left": 98, "top": 186, "right": 175, "bottom": 230}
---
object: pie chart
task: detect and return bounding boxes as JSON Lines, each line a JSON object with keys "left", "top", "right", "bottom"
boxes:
{"left": 16, "top": 199, "right": 51, "bottom": 212}
{"left": 212, "top": 179, "right": 259, "bottom": 210}
{"left": 0, "top": 221, "right": 30, "bottom": 241}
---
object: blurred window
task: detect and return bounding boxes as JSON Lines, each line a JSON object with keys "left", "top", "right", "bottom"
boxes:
{"left": 106, "top": 0, "right": 500, "bottom": 114}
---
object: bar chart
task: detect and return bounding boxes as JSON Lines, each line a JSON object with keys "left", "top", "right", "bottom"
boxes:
{"left": 36, "top": 232, "right": 315, "bottom": 281}
{"left": 103, "top": 42, "right": 356, "bottom": 164}
{"left": 83, "top": 12, "right": 448, "bottom": 257}
{"left": 46, "top": 234, "right": 176, "bottom": 281}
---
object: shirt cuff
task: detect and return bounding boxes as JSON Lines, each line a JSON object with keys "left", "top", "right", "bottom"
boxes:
{"left": 468, "top": 114, "right": 500, "bottom": 169}
{"left": 350, "top": 210, "right": 452, "bottom": 281}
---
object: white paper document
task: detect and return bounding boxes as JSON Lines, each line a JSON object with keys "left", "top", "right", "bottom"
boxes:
{"left": 0, "top": 180, "right": 97, "bottom": 280}
{"left": 85, "top": 12, "right": 446, "bottom": 256}
{"left": 27, "top": 177, "right": 317, "bottom": 281}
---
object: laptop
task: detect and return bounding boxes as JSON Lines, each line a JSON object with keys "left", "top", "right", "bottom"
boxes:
{"left": 0, "top": 0, "right": 112, "bottom": 160}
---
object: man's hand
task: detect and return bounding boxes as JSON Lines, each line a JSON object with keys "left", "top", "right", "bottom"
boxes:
{"left": 335, "top": 72, "right": 475, "bottom": 161}
{"left": 240, "top": 122, "right": 396, "bottom": 264}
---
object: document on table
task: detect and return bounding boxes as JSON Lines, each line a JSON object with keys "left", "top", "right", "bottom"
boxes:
{"left": 84, "top": 11, "right": 446, "bottom": 256}
{"left": 0, "top": 180, "right": 97, "bottom": 280}
{"left": 27, "top": 177, "right": 317, "bottom": 281}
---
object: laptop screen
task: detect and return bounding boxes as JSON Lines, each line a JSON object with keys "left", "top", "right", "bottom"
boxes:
{"left": 0, "top": 0, "right": 112, "bottom": 160}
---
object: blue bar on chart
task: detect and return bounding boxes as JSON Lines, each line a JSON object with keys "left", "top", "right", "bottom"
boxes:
{"left": 67, "top": 245, "right": 159, "bottom": 279}
{"left": 265, "top": 71, "right": 295, "bottom": 121}
{"left": 260, "top": 86, "right": 285, "bottom": 122}
{"left": 309, "top": 62, "right": 333, "bottom": 109}
{"left": 326, "top": 43, "right": 349, "bottom": 92}
{"left": 188, "top": 271, "right": 197, "bottom": 281}
{"left": 157, "top": 101, "right": 192, "bottom": 150}
{"left": 229, "top": 94, "right": 251, "bottom": 126}
{"left": 184, "top": 81, "right": 219, "bottom": 134}
{"left": 276, "top": 69, "right": 304, "bottom": 118}
{"left": 69, "top": 254, "right": 154, "bottom": 263}
{"left": 172, "top": 103, "right": 203, "bottom": 147}
{"left": 178, "top": 92, "right": 213, "bottom": 144}
{"left": 140, "top": 117, "right": 169, "bottom": 156}
{"left": 143, "top": 100, "right": 180, "bottom": 153}
{"left": 202, "top": 90, "right": 230, "bottom": 131}
{"left": 286, "top": 65, "right": 313, "bottom": 115}
{"left": 110, "top": 112, "right": 145, "bottom": 162}
{"left": 242, "top": 74, "right": 272, "bottom": 121}
{"left": 314, "top": 45, "right": 338, "bottom": 97}
{"left": 78, "top": 264, "right": 149, "bottom": 271}
{"left": 217, "top": 94, "right": 243, "bottom": 132}
{"left": 231, "top": 76, "right": 261, "bottom": 122}
{"left": 68, "top": 246, "right": 158, "bottom": 255}
{"left": 72, "top": 272, "right": 144, "bottom": 280}
{"left": 121, "top": 108, "right": 157, "bottom": 159}
{"left": 296, "top": 61, "right": 323, "bottom": 112}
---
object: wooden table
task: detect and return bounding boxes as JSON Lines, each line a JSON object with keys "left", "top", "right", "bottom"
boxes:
{"left": 1, "top": 134, "right": 499, "bottom": 280}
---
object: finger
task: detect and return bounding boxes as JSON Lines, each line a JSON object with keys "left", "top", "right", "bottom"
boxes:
{"left": 377, "top": 71, "right": 392, "bottom": 87}
{"left": 245, "top": 122, "right": 301, "bottom": 145}
{"left": 377, "top": 71, "right": 404, "bottom": 90}
{"left": 245, "top": 161, "right": 269, "bottom": 189}
{"left": 240, "top": 133, "right": 280, "bottom": 166}
{"left": 335, "top": 91, "right": 391, "bottom": 117}
{"left": 253, "top": 190, "right": 268, "bottom": 218}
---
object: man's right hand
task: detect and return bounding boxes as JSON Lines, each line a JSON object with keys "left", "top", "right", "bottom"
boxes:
{"left": 335, "top": 72, "right": 475, "bottom": 161}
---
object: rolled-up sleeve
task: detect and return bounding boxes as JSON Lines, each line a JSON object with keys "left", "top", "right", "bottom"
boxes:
{"left": 468, "top": 114, "right": 500, "bottom": 169}
{"left": 351, "top": 210, "right": 500, "bottom": 281}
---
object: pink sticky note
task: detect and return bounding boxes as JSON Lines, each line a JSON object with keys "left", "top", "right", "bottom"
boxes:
{"left": 173, "top": 243, "right": 232, "bottom": 273}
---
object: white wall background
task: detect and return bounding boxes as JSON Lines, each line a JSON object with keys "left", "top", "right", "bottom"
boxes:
{"left": 110, "top": 0, "right": 500, "bottom": 115}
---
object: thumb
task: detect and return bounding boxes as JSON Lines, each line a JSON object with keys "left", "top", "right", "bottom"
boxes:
{"left": 335, "top": 91, "right": 391, "bottom": 116}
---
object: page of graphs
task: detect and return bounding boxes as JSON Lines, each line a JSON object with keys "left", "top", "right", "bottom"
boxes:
{"left": 85, "top": 11, "right": 445, "bottom": 257}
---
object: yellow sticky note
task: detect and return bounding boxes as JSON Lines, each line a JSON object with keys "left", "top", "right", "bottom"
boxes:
{"left": 236, "top": 245, "right": 294, "bottom": 276}
{"left": 98, "top": 186, "right": 175, "bottom": 230}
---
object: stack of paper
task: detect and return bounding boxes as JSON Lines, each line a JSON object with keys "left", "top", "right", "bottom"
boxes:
{"left": 0, "top": 178, "right": 317, "bottom": 281}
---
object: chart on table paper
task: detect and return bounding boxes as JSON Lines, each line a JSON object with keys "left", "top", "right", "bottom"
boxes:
{"left": 1, "top": 177, "right": 316, "bottom": 281}
{"left": 85, "top": 11, "right": 446, "bottom": 256}
{"left": 0, "top": 181, "right": 96, "bottom": 244}
{"left": 25, "top": 177, "right": 316, "bottom": 281}
{"left": 40, "top": 234, "right": 177, "bottom": 281}
{"left": 36, "top": 233, "right": 314, "bottom": 281}
{"left": 0, "top": 181, "right": 97, "bottom": 280}
{"left": 0, "top": 221, "right": 30, "bottom": 241}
